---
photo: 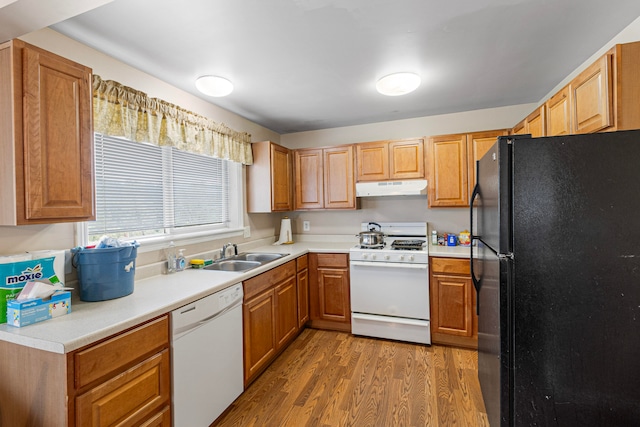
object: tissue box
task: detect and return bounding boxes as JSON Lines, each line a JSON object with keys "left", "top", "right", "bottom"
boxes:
{"left": 6, "top": 291, "right": 71, "bottom": 327}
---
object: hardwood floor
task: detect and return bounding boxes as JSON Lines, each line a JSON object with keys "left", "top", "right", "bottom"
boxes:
{"left": 214, "top": 328, "right": 489, "bottom": 427}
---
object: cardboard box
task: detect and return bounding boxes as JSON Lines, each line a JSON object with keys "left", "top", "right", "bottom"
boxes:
{"left": 6, "top": 291, "right": 71, "bottom": 327}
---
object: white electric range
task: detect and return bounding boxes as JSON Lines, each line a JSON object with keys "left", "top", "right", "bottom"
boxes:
{"left": 349, "top": 222, "right": 430, "bottom": 345}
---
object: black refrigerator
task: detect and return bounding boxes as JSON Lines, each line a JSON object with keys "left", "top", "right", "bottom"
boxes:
{"left": 470, "top": 131, "right": 640, "bottom": 427}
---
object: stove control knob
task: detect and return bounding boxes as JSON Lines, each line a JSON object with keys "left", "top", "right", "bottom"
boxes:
{"left": 371, "top": 254, "right": 377, "bottom": 260}
{"left": 409, "top": 255, "right": 414, "bottom": 261}
{"left": 384, "top": 255, "right": 390, "bottom": 260}
{"left": 399, "top": 255, "right": 405, "bottom": 261}
{"left": 363, "top": 254, "right": 368, "bottom": 260}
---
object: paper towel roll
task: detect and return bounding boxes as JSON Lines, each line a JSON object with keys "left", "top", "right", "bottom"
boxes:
{"left": 275, "top": 217, "right": 293, "bottom": 245}
{"left": 28, "top": 250, "right": 67, "bottom": 283}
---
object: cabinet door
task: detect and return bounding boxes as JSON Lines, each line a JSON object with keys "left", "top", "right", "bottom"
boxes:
{"left": 297, "top": 267, "right": 309, "bottom": 328}
{"left": 270, "top": 143, "right": 293, "bottom": 211}
{"left": 427, "top": 134, "right": 469, "bottom": 207}
{"left": 526, "top": 106, "right": 546, "bottom": 138}
{"left": 389, "top": 138, "right": 424, "bottom": 179}
{"left": 76, "top": 350, "right": 171, "bottom": 427}
{"left": 22, "top": 43, "right": 94, "bottom": 222}
{"left": 356, "top": 141, "right": 388, "bottom": 181}
{"left": 323, "top": 145, "right": 355, "bottom": 209}
{"left": 467, "top": 130, "right": 507, "bottom": 196}
{"left": 512, "top": 119, "right": 526, "bottom": 135}
{"left": 294, "top": 148, "right": 324, "bottom": 209}
{"left": 571, "top": 54, "right": 613, "bottom": 134}
{"left": 430, "top": 274, "right": 474, "bottom": 338}
{"left": 275, "top": 276, "right": 298, "bottom": 350}
{"left": 243, "top": 289, "right": 276, "bottom": 383}
{"left": 546, "top": 86, "right": 572, "bottom": 136}
{"left": 316, "top": 267, "right": 351, "bottom": 323}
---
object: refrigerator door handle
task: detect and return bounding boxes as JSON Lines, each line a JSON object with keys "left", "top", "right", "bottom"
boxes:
{"left": 470, "top": 179, "right": 481, "bottom": 315}
{"left": 470, "top": 180, "right": 480, "bottom": 280}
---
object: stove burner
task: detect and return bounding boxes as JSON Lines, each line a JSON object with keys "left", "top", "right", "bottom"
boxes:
{"left": 391, "top": 239, "right": 426, "bottom": 250}
{"left": 357, "top": 243, "right": 384, "bottom": 249}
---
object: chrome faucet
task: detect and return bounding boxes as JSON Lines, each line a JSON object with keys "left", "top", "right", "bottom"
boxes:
{"left": 221, "top": 242, "right": 238, "bottom": 259}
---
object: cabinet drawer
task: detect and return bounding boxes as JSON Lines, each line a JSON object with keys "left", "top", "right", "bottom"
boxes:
{"left": 296, "top": 254, "right": 308, "bottom": 272}
{"left": 76, "top": 349, "right": 170, "bottom": 427}
{"left": 315, "top": 253, "right": 349, "bottom": 268}
{"left": 74, "top": 316, "right": 169, "bottom": 388}
{"left": 431, "top": 257, "right": 470, "bottom": 275}
{"left": 244, "top": 260, "right": 296, "bottom": 300}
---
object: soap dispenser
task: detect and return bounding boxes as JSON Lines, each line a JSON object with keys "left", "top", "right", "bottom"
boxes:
{"left": 176, "top": 249, "right": 186, "bottom": 272}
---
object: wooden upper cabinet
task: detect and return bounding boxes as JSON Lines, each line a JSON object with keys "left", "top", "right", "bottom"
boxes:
{"left": 546, "top": 85, "right": 572, "bottom": 136}
{"left": 356, "top": 141, "right": 388, "bottom": 181}
{"left": 323, "top": 146, "right": 356, "bottom": 209}
{"left": 356, "top": 138, "right": 424, "bottom": 181}
{"left": 526, "top": 106, "right": 546, "bottom": 138}
{"left": 512, "top": 119, "right": 526, "bottom": 135}
{"left": 247, "top": 141, "right": 293, "bottom": 212}
{"left": 294, "top": 148, "right": 324, "bottom": 210}
{"left": 571, "top": 54, "right": 612, "bottom": 134}
{"left": 467, "top": 130, "right": 507, "bottom": 194}
{"left": 427, "top": 134, "right": 469, "bottom": 207}
{"left": 389, "top": 139, "right": 424, "bottom": 179}
{"left": 294, "top": 145, "right": 356, "bottom": 210}
{"left": 522, "top": 41, "right": 640, "bottom": 137}
{"left": 0, "top": 39, "right": 94, "bottom": 225}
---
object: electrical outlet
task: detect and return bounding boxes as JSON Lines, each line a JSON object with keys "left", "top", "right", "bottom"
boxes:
{"left": 243, "top": 226, "right": 251, "bottom": 238}
{"left": 303, "top": 221, "right": 310, "bottom": 231}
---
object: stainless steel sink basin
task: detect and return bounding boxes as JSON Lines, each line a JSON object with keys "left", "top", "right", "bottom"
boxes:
{"left": 233, "top": 253, "right": 287, "bottom": 263}
{"left": 204, "top": 260, "right": 261, "bottom": 272}
{"left": 202, "top": 252, "right": 288, "bottom": 273}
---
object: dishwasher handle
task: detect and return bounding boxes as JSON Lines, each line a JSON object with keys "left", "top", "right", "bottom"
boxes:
{"left": 172, "top": 299, "right": 241, "bottom": 340}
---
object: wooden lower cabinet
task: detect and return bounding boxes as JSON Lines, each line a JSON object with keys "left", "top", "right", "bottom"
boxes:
{"left": 71, "top": 316, "right": 171, "bottom": 427}
{"left": 75, "top": 350, "right": 170, "bottom": 426}
{"left": 0, "top": 316, "right": 171, "bottom": 427}
{"left": 243, "top": 288, "right": 277, "bottom": 384}
{"left": 430, "top": 257, "right": 477, "bottom": 349}
{"left": 309, "top": 253, "right": 351, "bottom": 332}
{"left": 242, "top": 259, "right": 304, "bottom": 386}
{"left": 297, "top": 254, "right": 310, "bottom": 327}
{"left": 275, "top": 276, "right": 299, "bottom": 348}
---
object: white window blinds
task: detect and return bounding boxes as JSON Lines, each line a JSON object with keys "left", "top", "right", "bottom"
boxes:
{"left": 90, "top": 134, "right": 230, "bottom": 241}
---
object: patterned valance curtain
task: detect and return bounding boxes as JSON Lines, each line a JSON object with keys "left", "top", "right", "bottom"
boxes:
{"left": 92, "top": 75, "right": 253, "bottom": 165}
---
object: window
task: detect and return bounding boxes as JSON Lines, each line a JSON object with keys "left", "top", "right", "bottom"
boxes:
{"left": 87, "top": 134, "right": 243, "bottom": 244}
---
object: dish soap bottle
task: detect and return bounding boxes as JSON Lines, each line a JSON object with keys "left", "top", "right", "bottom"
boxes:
{"left": 176, "top": 249, "right": 186, "bottom": 272}
{"left": 165, "top": 241, "right": 177, "bottom": 274}
{"left": 431, "top": 230, "right": 438, "bottom": 246}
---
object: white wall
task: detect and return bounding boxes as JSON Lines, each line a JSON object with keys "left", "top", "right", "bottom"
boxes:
{"left": 281, "top": 104, "right": 534, "bottom": 149}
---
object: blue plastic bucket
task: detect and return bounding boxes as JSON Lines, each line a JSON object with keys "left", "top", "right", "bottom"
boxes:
{"left": 73, "top": 245, "right": 138, "bottom": 302}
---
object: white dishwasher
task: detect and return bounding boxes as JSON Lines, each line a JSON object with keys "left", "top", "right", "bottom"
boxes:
{"left": 171, "top": 283, "right": 244, "bottom": 427}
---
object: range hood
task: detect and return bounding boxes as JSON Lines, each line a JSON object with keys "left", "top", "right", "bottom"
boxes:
{"left": 356, "top": 179, "right": 427, "bottom": 197}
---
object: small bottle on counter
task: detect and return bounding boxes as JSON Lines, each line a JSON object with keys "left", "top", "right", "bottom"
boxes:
{"left": 165, "top": 241, "right": 177, "bottom": 274}
{"left": 431, "top": 230, "right": 438, "bottom": 246}
{"left": 176, "top": 249, "right": 186, "bottom": 272}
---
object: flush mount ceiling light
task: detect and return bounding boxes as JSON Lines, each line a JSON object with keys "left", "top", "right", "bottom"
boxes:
{"left": 195, "top": 75, "right": 234, "bottom": 97}
{"left": 376, "top": 72, "right": 421, "bottom": 96}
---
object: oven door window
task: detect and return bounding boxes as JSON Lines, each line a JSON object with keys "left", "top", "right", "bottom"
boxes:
{"left": 350, "top": 261, "right": 429, "bottom": 320}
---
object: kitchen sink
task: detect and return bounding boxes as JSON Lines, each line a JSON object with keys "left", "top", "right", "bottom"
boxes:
{"left": 204, "top": 260, "right": 261, "bottom": 272}
{"left": 232, "top": 253, "right": 287, "bottom": 263}
{"left": 203, "top": 252, "right": 289, "bottom": 273}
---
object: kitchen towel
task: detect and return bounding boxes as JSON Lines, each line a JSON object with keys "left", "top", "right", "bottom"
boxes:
{"left": 274, "top": 217, "right": 294, "bottom": 245}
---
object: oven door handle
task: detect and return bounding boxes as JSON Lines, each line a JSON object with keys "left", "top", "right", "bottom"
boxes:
{"left": 349, "top": 261, "right": 428, "bottom": 270}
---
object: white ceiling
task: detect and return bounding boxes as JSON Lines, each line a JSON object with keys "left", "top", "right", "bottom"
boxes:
{"left": 5, "top": 0, "right": 640, "bottom": 134}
